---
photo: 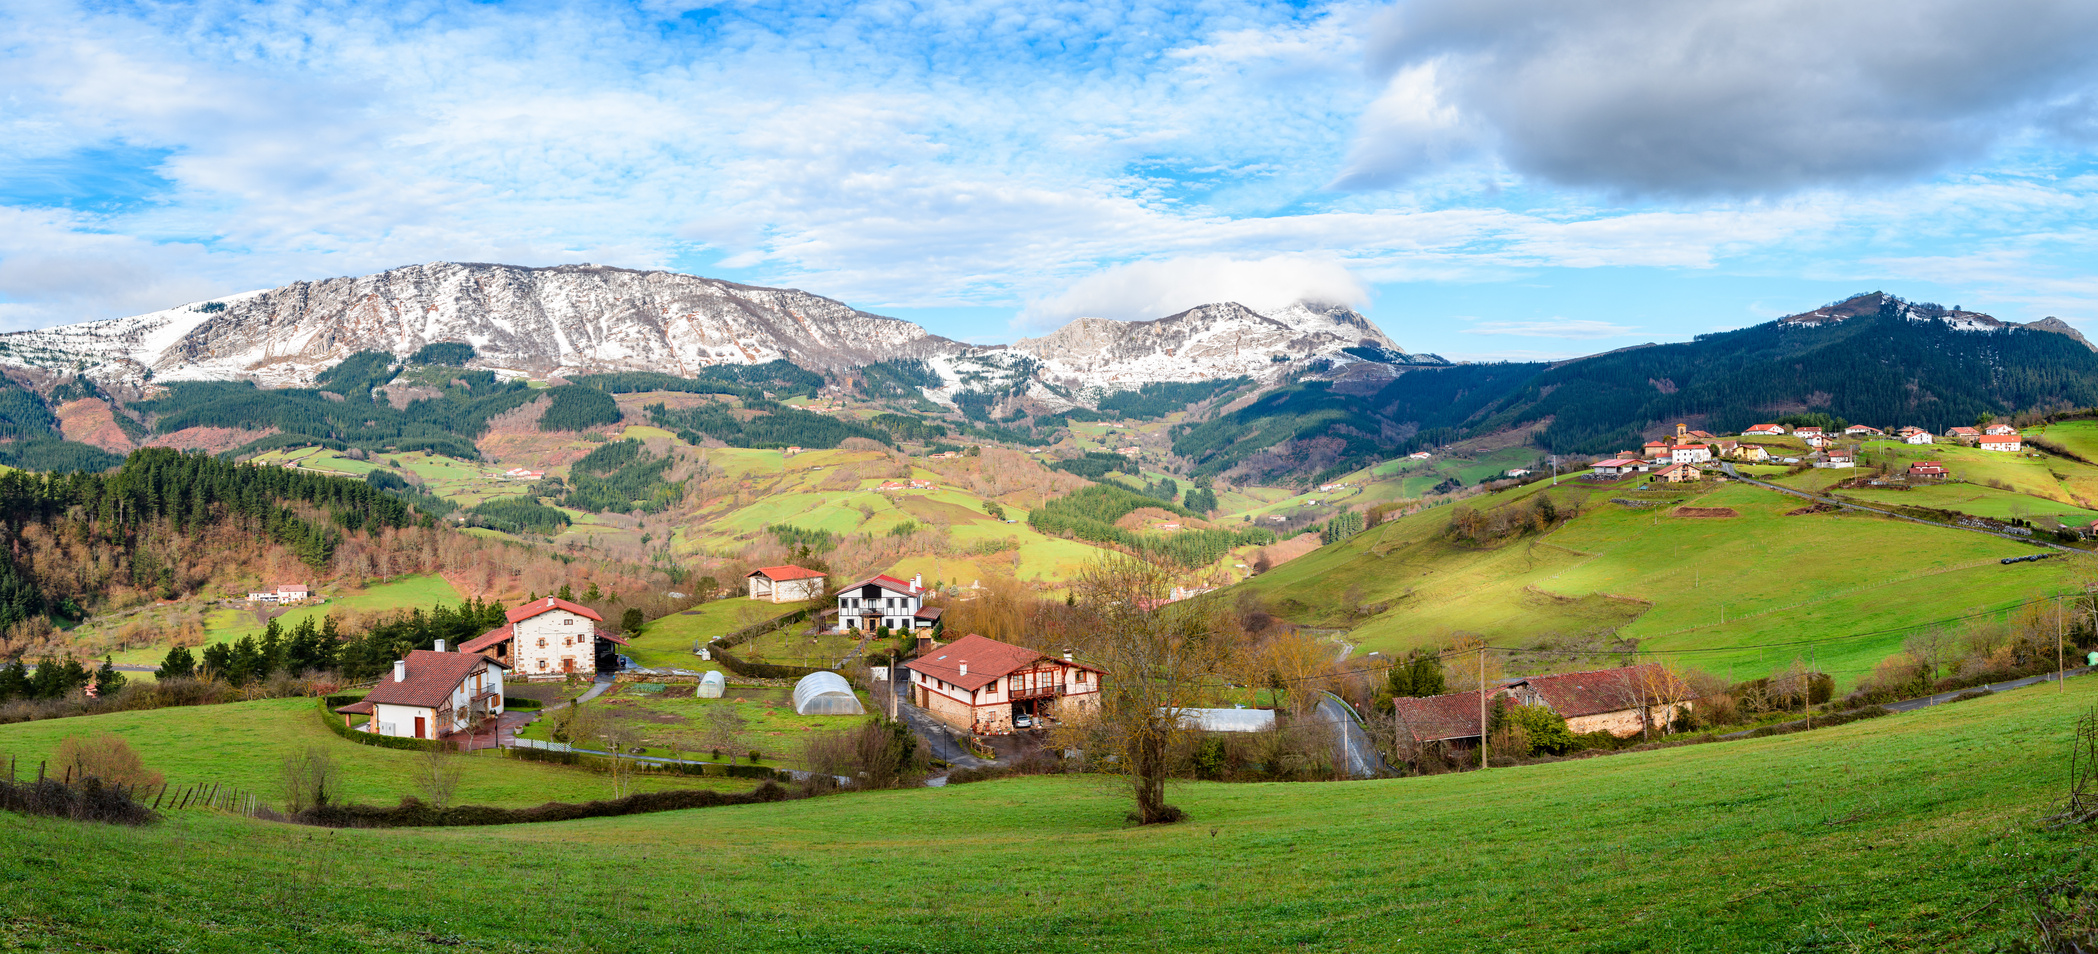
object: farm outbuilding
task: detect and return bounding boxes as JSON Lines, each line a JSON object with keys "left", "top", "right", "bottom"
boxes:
{"left": 697, "top": 670, "right": 725, "bottom": 698}
{"left": 791, "top": 671, "right": 864, "bottom": 715}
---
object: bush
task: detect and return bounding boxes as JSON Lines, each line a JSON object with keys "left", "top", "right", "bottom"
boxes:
{"left": 281, "top": 782, "right": 796, "bottom": 829}
{"left": 0, "top": 776, "right": 157, "bottom": 825}
{"left": 51, "top": 733, "right": 163, "bottom": 788}
{"left": 501, "top": 696, "right": 543, "bottom": 711}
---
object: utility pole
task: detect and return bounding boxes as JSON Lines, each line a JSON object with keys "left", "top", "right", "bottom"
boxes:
{"left": 2060, "top": 591, "right": 2067, "bottom": 693}
{"left": 1478, "top": 646, "right": 1487, "bottom": 772}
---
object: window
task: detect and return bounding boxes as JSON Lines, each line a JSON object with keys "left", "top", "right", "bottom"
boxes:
{"left": 537, "top": 659, "right": 548, "bottom": 670}
{"left": 564, "top": 618, "right": 575, "bottom": 626}
{"left": 537, "top": 638, "right": 547, "bottom": 648}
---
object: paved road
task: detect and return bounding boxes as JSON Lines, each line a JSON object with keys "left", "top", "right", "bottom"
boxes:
{"left": 1718, "top": 461, "right": 2080, "bottom": 552}
{"left": 894, "top": 699, "right": 998, "bottom": 776}
{"left": 1314, "top": 692, "right": 1387, "bottom": 779}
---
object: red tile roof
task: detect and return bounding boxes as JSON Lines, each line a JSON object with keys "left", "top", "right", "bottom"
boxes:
{"left": 457, "top": 624, "right": 513, "bottom": 655}
{"left": 361, "top": 650, "right": 501, "bottom": 710}
{"left": 1390, "top": 691, "right": 1487, "bottom": 742}
{"left": 332, "top": 699, "right": 375, "bottom": 715}
{"left": 748, "top": 565, "right": 826, "bottom": 581}
{"left": 1977, "top": 434, "right": 2020, "bottom": 444}
{"left": 1509, "top": 665, "right": 1673, "bottom": 718}
{"left": 839, "top": 574, "right": 916, "bottom": 595}
{"left": 903, "top": 633, "right": 1100, "bottom": 692}
{"left": 505, "top": 597, "right": 604, "bottom": 624}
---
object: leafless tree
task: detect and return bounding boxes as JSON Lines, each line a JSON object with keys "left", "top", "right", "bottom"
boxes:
{"left": 1903, "top": 628, "right": 1958, "bottom": 684}
{"left": 281, "top": 744, "right": 336, "bottom": 813}
{"left": 1052, "top": 555, "right": 1235, "bottom": 825}
{"left": 413, "top": 744, "right": 466, "bottom": 810}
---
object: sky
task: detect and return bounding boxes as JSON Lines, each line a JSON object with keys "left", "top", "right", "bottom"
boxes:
{"left": 3, "top": 0, "right": 2097, "bottom": 361}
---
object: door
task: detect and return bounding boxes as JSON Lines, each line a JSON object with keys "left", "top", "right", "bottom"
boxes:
{"left": 413, "top": 716, "right": 426, "bottom": 739}
{"left": 562, "top": 657, "right": 576, "bottom": 673}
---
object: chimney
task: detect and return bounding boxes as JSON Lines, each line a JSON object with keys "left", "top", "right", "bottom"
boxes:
{"left": 393, "top": 660, "right": 407, "bottom": 683}
{"left": 911, "top": 574, "right": 923, "bottom": 593}
{"left": 435, "top": 639, "right": 447, "bottom": 653}
{"left": 1063, "top": 651, "right": 1073, "bottom": 662}
{"left": 958, "top": 660, "right": 968, "bottom": 676}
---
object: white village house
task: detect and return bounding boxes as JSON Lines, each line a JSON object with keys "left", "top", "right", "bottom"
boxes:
{"left": 333, "top": 646, "right": 505, "bottom": 741}
{"left": 459, "top": 597, "right": 628, "bottom": 680}
{"left": 246, "top": 583, "right": 312, "bottom": 604}
{"left": 1978, "top": 433, "right": 2023, "bottom": 452}
{"left": 1901, "top": 428, "right": 1935, "bottom": 445}
{"left": 836, "top": 573, "right": 941, "bottom": 633}
{"left": 1743, "top": 424, "right": 1786, "bottom": 436}
{"left": 746, "top": 565, "right": 827, "bottom": 603}
{"left": 902, "top": 633, "right": 1105, "bottom": 733}
{"left": 1669, "top": 444, "right": 1712, "bottom": 464}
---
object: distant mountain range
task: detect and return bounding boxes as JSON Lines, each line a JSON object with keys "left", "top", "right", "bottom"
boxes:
{"left": 0, "top": 262, "right": 1442, "bottom": 404}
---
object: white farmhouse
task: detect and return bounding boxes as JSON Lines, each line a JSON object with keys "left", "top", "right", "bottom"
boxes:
{"left": 333, "top": 647, "right": 505, "bottom": 741}
{"left": 836, "top": 573, "right": 939, "bottom": 633}
{"left": 746, "top": 565, "right": 827, "bottom": 603}
{"left": 459, "top": 597, "right": 627, "bottom": 680}
{"left": 1670, "top": 443, "right": 1712, "bottom": 464}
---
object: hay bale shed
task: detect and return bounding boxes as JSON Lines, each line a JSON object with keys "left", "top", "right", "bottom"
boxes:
{"left": 697, "top": 670, "right": 725, "bottom": 699}
{"left": 792, "top": 671, "right": 864, "bottom": 716}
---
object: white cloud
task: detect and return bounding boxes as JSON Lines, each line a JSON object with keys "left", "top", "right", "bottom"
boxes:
{"left": 1464, "top": 318, "right": 1638, "bottom": 339}
{"left": 1017, "top": 255, "right": 1370, "bottom": 329}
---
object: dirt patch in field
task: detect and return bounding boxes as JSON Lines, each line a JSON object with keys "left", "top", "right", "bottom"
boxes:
{"left": 146, "top": 425, "right": 278, "bottom": 454}
{"left": 1672, "top": 507, "right": 1738, "bottom": 518}
{"left": 1786, "top": 503, "right": 1839, "bottom": 516}
{"left": 1255, "top": 531, "right": 1323, "bottom": 569}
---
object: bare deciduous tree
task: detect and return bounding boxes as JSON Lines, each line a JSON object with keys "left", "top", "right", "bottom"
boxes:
{"left": 413, "top": 743, "right": 466, "bottom": 810}
{"left": 1052, "top": 556, "right": 1235, "bottom": 825}
{"left": 281, "top": 744, "right": 336, "bottom": 813}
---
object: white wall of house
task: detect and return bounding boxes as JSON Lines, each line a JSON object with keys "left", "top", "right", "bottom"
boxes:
{"left": 838, "top": 584, "right": 924, "bottom": 631}
{"left": 373, "top": 702, "right": 438, "bottom": 739}
{"left": 514, "top": 609, "right": 598, "bottom": 678}
{"left": 750, "top": 576, "right": 824, "bottom": 603}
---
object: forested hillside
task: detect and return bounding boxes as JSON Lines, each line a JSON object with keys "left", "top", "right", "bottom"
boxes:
{"left": 0, "top": 448, "right": 418, "bottom": 632}
{"left": 1177, "top": 296, "right": 2098, "bottom": 482}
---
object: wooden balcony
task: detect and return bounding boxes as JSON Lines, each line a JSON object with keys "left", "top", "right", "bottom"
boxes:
{"left": 1008, "top": 683, "right": 1063, "bottom": 701}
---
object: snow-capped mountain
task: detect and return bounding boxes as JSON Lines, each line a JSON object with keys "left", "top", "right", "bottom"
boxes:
{"left": 1781, "top": 292, "right": 2092, "bottom": 349}
{"left": 1006, "top": 300, "right": 1444, "bottom": 392}
{"left": 0, "top": 262, "right": 960, "bottom": 387}
{"left": 0, "top": 263, "right": 1443, "bottom": 402}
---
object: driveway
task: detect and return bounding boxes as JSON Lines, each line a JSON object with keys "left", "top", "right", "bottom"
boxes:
{"left": 894, "top": 700, "right": 998, "bottom": 781}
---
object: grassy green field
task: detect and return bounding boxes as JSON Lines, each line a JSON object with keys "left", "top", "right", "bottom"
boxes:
{"left": 0, "top": 697, "right": 737, "bottom": 807}
{"left": 93, "top": 574, "right": 464, "bottom": 667}
{"left": 623, "top": 597, "right": 807, "bottom": 668}
{"left": 517, "top": 684, "right": 874, "bottom": 765}
{"left": 1242, "top": 476, "right": 2083, "bottom": 688}
{"left": 4, "top": 671, "right": 2093, "bottom": 950}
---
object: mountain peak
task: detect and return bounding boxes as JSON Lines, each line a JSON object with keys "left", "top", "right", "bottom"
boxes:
{"left": 1007, "top": 299, "right": 1430, "bottom": 392}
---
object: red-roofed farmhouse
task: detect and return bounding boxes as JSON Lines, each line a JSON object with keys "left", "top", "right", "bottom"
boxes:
{"left": 902, "top": 633, "right": 1105, "bottom": 734}
{"left": 746, "top": 565, "right": 827, "bottom": 603}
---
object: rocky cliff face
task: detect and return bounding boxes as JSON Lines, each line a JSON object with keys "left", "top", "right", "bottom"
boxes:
{"left": 0, "top": 262, "right": 960, "bottom": 387}
{"left": 1781, "top": 292, "right": 2092, "bottom": 349}
{"left": 1007, "top": 300, "right": 1442, "bottom": 392}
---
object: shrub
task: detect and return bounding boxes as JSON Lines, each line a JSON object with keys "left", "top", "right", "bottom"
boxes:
{"left": 281, "top": 782, "right": 796, "bottom": 829}
{"left": 316, "top": 697, "right": 441, "bottom": 752}
{"left": 0, "top": 776, "right": 157, "bottom": 825}
{"left": 51, "top": 733, "right": 163, "bottom": 788}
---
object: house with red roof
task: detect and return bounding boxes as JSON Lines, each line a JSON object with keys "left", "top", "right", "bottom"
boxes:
{"left": 835, "top": 573, "right": 940, "bottom": 633}
{"left": 1589, "top": 458, "right": 1645, "bottom": 478}
{"left": 746, "top": 565, "right": 827, "bottom": 603}
{"left": 333, "top": 647, "right": 505, "bottom": 741}
{"left": 1670, "top": 443, "right": 1712, "bottom": 464}
{"left": 1977, "top": 433, "right": 2022, "bottom": 452}
{"left": 1908, "top": 461, "right": 1948, "bottom": 479}
{"left": 1499, "top": 665, "right": 1692, "bottom": 737}
{"left": 1844, "top": 424, "right": 1884, "bottom": 436}
{"left": 1946, "top": 426, "right": 1982, "bottom": 443}
{"left": 1653, "top": 462, "right": 1702, "bottom": 483}
{"left": 902, "top": 633, "right": 1105, "bottom": 733}
{"left": 1744, "top": 424, "right": 1786, "bottom": 436}
{"left": 1984, "top": 423, "right": 2019, "bottom": 436}
{"left": 459, "top": 597, "right": 628, "bottom": 680}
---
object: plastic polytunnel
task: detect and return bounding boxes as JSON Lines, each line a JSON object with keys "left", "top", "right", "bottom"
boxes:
{"left": 697, "top": 670, "right": 725, "bottom": 699}
{"left": 791, "top": 671, "right": 865, "bottom": 716}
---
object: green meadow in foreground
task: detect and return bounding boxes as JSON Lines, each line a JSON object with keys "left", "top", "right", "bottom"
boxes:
{"left": 0, "top": 698, "right": 741, "bottom": 807}
{"left": 4, "top": 676, "right": 2097, "bottom": 951}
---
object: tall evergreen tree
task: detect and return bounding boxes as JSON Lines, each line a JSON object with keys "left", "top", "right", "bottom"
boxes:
{"left": 154, "top": 645, "right": 196, "bottom": 681}
{"left": 94, "top": 657, "right": 125, "bottom": 696}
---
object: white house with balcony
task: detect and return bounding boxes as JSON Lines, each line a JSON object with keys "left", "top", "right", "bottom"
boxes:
{"left": 835, "top": 573, "right": 939, "bottom": 632}
{"left": 333, "top": 646, "right": 505, "bottom": 741}
{"left": 901, "top": 633, "right": 1105, "bottom": 733}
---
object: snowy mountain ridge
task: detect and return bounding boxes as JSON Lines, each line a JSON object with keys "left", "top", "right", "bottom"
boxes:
{"left": 0, "top": 261, "right": 1441, "bottom": 404}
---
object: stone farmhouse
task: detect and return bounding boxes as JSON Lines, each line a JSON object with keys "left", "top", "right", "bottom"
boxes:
{"left": 333, "top": 647, "right": 505, "bottom": 741}
{"left": 1388, "top": 664, "right": 1694, "bottom": 752}
{"left": 459, "top": 597, "right": 627, "bottom": 680}
{"left": 746, "top": 565, "right": 827, "bottom": 603}
{"left": 901, "top": 633, "right": 1105, "bottom": 734}
{"left": 1946, "top": 426, "right": 1982, "bottom": 442}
